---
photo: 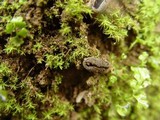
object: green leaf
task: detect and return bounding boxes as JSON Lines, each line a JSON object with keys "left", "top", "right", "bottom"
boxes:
{"left": 5, "top": 23, "right": 15, "bottom": 34}
{"left": 134, "top": 93, "right": 149, "bottom": 108}
{"left": 17, "top": 28, "right": 28, "bottom": 37}
{"left": 11, "top": 16, "right": 23, "bottom": 22}
{"left": 15, "top": 21, "right": 26, "bottom": 29}
{"left": 5, "top": 16, "right": 27, "bottom": 34}
{"left": 116, "top": 103, "right": 130, "bottom": 117}
{"left": 11, "top": 17, "right": 26, "bottom": 28}
{"left": 138, "top": 52, "right": 148, "bottom": 61}
{"left": 131, "top": 67, "right": 150, "bottom": 82}
{"left": 130, "top": 67, "right": 151, "bottom": 89}
{"left": 9, "top": 36, "right": 24, "bottom": 47}
{"left": 148, "top": 56, "right": 160, "bottom": 69}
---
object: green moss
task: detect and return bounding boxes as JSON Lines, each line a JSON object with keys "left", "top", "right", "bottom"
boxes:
{"left": 0, "top": 0, "right": 160, "bottom": 119}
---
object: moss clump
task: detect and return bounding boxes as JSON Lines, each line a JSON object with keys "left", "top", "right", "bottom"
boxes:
{"left": 0, "top": 0, "right": 160, "bottom": 120}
